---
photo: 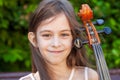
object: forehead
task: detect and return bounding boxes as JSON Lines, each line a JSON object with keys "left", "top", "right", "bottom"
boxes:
{"left": 37, "top": 13, "right": 71, "bottom": 32}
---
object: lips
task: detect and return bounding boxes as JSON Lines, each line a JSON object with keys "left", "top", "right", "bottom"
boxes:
{"left": 48, "top": 50, "right": 64, "bottom": 54}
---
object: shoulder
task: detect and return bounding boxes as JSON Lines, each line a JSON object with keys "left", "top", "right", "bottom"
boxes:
{"left": 19, "top": 72, "right": 40, "bottom": 80}
{"left": 75, "top": 66, "right": 99, "bottom": 80}
{"left": 19, "top": 73, "right": 34, "bottom": 80}
{"left": 87, "top": 67, "right": 99, "bottom": 80}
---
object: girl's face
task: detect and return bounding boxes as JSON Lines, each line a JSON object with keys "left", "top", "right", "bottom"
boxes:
{"left": 36, "top": 13, "right": 73, "bottom": 65}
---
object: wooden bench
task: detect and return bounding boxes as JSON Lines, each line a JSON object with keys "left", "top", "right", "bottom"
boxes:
{"left": 0, "top": 72, "right": 30, "bottom": 80}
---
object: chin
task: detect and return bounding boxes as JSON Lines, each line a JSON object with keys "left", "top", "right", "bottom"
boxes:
{"left": 46, "top": 58, "right": 66, "bottom": 65}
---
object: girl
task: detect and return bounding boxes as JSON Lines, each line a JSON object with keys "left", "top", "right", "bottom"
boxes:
{"left": 20, "top": 0, "right": 98, "bottom": 80}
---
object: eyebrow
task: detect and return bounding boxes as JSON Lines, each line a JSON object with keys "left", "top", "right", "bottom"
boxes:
{"left": 39, "top": 29, "right": 71, "bottom": 33}
{"left": 60, "top": 30, "right": 71, "bottom": 32}
{"left": 39, "top": 30, "right": 51, "bottom": 33}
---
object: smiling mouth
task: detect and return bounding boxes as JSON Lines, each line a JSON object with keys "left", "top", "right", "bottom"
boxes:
{"left": 48, "top": 50, "right": 64, "bottom": 54}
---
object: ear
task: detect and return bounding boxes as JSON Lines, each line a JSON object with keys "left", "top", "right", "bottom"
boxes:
{"left": 28, "top": 32, "right": 37, "bottom": 47}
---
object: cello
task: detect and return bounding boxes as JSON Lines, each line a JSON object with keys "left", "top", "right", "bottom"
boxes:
{"left": 76, "top": 4, "right": 112, "bottom": 80}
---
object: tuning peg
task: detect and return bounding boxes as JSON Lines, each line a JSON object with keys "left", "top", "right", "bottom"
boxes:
{"left": 98, "top": 27, "right": 112, "bottom": 35}
{"left": 74, "top": 38, "right": 89, "bottom": 48}
{"left": 93, "top": 19, "right": 104, "bottom": 25}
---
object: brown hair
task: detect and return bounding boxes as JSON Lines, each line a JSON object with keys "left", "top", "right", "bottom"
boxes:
{"left": 28, "top": 0, "right": 88, "bottom": 80}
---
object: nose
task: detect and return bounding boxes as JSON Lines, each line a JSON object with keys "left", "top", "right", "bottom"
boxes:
{"left": 51, "top": 36, "right": 61, "bottom": 48}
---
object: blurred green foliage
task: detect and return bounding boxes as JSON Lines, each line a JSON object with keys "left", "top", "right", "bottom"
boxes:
{"left": 0, "top": 0, "right": 119, "bottom": 72}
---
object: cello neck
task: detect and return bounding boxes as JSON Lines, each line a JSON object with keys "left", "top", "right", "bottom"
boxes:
{"left": 77, "top": 4, "right": 111, "bottom": 80}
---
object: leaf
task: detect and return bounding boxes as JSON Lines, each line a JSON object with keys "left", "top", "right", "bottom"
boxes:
{"left": 3, "top": 49, "right": 24, "bottom": 63}
{"left": 0, "top": 0, "right": 3, "bottom": 6}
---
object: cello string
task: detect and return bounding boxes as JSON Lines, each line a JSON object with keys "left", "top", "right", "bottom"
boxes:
{"left": 92, "top": 44, "right": 104, "bottom": 80}
{"left": 95, "top": 44, "right": 105, "bottom": 80}
{"left": 93, "top": 44, "right": 111, "bottom": 80}
{"left": 97, "top": 44, "right": 108, "bottom": 80}
{"left": 98, "top": 44, "right": 108, "bottom": 80}
{"left": 98, "top": 44, "right": 111, "bottom": 80}
{"left": 96, "top": 44, "right": 110, "bottom": 80}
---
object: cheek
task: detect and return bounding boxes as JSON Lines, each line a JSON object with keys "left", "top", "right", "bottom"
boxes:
{"left": 62, "top": 38, "right": 73, "bottom": 48}
{"left": 36, "top": 39, "right": 48, "bottom": 57}
{"left": 37, "top": 38, "right": 48, "bottom": 49}
{"left": 36, "top": 36, "right": 43, "bottom": 48}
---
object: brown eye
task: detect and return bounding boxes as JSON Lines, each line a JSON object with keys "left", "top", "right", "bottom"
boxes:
{"left": 60, "top": 33, "right": 70, "bottom": 38}
{"left": 41, "top": 34, "right": 52, "bottom": 39}
{"left": 61, "top": 33, "right": 69, "bottom": 36}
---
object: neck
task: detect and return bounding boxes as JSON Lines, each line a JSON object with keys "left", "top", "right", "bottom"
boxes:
{"left": 47, "top": 62, "right": 72, "bottom": 80}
